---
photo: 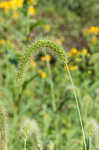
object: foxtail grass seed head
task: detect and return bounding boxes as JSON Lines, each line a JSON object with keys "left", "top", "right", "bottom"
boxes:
{"left": 21, "top": 119, "right": 39, "bottom": 139}
{"left": 48, "top": 141, "right": 55, "bottom": 150}
{"left": 86, "top": 119, "right": 99, "bottom": 136}
{"left": 17, "top": 40, "right": 67, "bottom": 84}
{"left": 0, "top": 102, "right": 7, "bottom": 150}
{"left": 20, "top": 119, "right": 43, "bottom": 150}
{"left": 85, "top": 119, "right": 99, "bottom": 149}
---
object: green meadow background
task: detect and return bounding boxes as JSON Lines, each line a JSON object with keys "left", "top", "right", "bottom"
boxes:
{"left": 0, "top": 0, "right": 99, "bottom": 150}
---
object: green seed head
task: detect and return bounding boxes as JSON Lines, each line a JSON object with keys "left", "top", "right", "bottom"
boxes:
{"left": 17, "top": 40, "right": 67, "bottom": 84}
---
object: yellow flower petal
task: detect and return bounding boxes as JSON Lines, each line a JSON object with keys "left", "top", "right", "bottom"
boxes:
{"left": 28, "top": 6, "right": 36, "bottom": 15}
{"left": 12, "top": 12, "right": 19, "bottom": 19}
{"left": 41, "top": 56, "right": 46, "bottom": 61}
{"left": 46, "top": 55, "right": 51, "bottom": 61}
{"left": 81, "top": 48, "right": 87, "bottom": 55}
{"left": 56, "top": 39, "right": 62, "bottom": 45}
{"left": 69, "top": 65, "right": 77, "bottom": 71}
{"left": 31, "top": 60, "right": 36, "bottom": 68}
{"left": 71, "top": 48, "right": 78, "bottom": 54}
{"left": 41, "top": 72, "right": 46, "bottom": 78}
{"left": 43, "top": 24, "right": 51, "bottom": 32}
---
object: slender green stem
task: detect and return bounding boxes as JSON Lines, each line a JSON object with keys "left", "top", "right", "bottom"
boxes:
{"left": 47, "top": 60, "right": 56, "bottom": 111}
{"left": 18, "top": 74, "right": 38, "bottom": 101}
{"left": 26, "top": 14, "right": 30, "bottom": 36}
{"left": 24, "top": 138, "right": 27, "bottom": 150}
{"left": 44, "top": 51, "right": 56, "bottom": 111}
{"left": 65, "top": 63, "right": 87, "bottom": 150}
{"left": 89, "top": 137, "right": 91, "bottom": 150}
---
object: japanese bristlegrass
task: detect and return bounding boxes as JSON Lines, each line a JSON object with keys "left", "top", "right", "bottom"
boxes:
{"left": 17, "top": 40, "right": 87, "bottom": 150}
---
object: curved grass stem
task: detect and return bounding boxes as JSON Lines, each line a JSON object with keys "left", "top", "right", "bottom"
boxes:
{"left": 65, "top": 63, "right": 87, "bottom": 150}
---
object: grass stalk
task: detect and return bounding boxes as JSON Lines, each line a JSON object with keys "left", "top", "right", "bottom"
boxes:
{"left": 44, "top": 50, "right": 56, "bottom": 111}
{"left": 65, "top": 63, "right": 87, "bottom": 150}
{"left": 0, "top": 102, "right": 7, "bottom": 150}
{"left": 17, "top": 39, "right": 87, "bottom": 150}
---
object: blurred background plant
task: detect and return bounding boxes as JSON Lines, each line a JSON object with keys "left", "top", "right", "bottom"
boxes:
{"left": 0, "top": 0, "right": 99, "bottom": 150}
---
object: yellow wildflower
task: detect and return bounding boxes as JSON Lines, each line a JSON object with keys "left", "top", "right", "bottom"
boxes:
{"left": 9, "top": 0, "right": 17, "bottom": 10}
{"left": 0, "top": 40, "right": 5, "bottom": 45}
{"left": 41, "top": 55, "right": 51, "bottom": 61}
{"left": 28, "top": 6, "right": 36, "bottom": 15}
{"left": 56, "top": 39, "right": 62, "bottom": 45}
{"left": 7, "top": 40, "right": 14, "bottom": 48}
{"left": 16, "top": 0, "right": 24, "bottom": 8}
{"left": 90, "top": 26, "right": 99, "bottom": 35}
{"left": 71, "top": 48, "right": 78, "bottom": 54}
{"left": 46, "top": 55, "right": 51, "bottom": 61}
{"left": 0, "top": 2, "right": 7, "bottom": 8}
{"left": 41, "top": 72, "right": 47, "bottom": 78}
{"left": 84, "top": 26, "right": 99, "bottom": 35}
{"left": 83, "top": 28, "right": 90, "bottom": 35}
{"left": 41, "top": 56, "right": 46, "bottom": 61}
{"left": 86, "top": 53, "right": 91, "bottom": 57}
{"left": 43, "top": 24, "right": 51, "bottom": 32}
{"left": 69, "top": 52, "right": 72, "bottom": 57}
{"left": 31, "top": 60, "right": 36, "bottom": 68}
{"left": 12, "top": 12, "right": 19, "bottom": 18}
{"left": 2, "top": 1, "right": 10, "bottom": 13}
{"left": 0, "top": 0, "right": 24, "bottom": 11}
{"left": 81, "top": 48, "right": 87, "bottom": 55}
{"left": 69, "top": 65, "right": 77, "bottom": 71}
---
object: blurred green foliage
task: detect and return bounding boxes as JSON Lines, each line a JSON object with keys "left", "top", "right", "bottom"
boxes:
{"left": 0, "top": 0, "right": 99, "bottom": 150}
